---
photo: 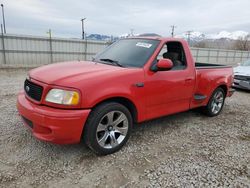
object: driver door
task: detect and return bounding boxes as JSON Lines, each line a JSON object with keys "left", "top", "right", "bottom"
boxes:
{"left": 144, "top": 42, "right": 195, "bottom": 120}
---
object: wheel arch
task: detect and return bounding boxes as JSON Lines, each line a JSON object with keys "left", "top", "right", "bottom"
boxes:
{"left": 218, "top": 84, "right": 228, "bottom": 96}
{"left": 91, "top": 97, "right": 138, "bottom": 123}
{"left": 202, "top": 84, "right": 226, "bottom": 117}
{"left": 204, "top": 84, "right": 228, "bottom": 107}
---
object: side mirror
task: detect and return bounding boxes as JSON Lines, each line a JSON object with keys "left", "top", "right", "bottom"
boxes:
{"left": 156, "top": 59, "right": 173, "bottom": 71}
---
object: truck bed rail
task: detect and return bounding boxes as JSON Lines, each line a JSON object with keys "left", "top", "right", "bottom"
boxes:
{"left": 195, "top": 62, "right": 231, "bottom": 69}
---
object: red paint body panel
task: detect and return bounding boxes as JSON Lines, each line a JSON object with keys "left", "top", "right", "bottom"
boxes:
{"left": 17, "top": 37, "right": 234, "bottom": 144}
{"left": 190, "top": 68, "right": 234, "bottom": 108}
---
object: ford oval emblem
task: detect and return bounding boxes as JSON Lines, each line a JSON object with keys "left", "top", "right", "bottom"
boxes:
{"left": 25, "top": 86, "right": 30, "bottom": 92}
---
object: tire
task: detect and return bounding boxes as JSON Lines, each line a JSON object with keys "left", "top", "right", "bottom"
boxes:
{"left": 83, "top": 102, "right": 132, "bottom": 155}
{"left": 202, "top": 87, "right": 225, "bottom": 117}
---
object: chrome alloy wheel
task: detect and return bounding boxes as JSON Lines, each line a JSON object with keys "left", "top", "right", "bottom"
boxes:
{"left": 96, "top": 111, "right": 129, "bottom": 149}
{"left": 211, "top": 90, "right": 224, "bottom": 114}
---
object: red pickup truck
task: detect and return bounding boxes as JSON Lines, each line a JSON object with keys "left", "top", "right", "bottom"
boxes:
{"left": 17, "top": 37, "right": 234, "bottom": 155}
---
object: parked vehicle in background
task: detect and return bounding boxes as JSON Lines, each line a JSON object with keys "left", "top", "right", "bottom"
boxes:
{"left": 17, "top": 37, "right": 234, "bottom": 155}
{"left": 233, "top": 59, "right": 250, "bottom": 90}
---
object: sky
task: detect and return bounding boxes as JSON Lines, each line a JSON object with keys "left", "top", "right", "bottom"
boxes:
{"left": 1, "top": 0, "right": 250, "bottom": 38}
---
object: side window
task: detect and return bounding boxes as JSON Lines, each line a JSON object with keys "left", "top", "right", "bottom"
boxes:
{"left": 157, "top": 42, "right": 187, "bottom": 70}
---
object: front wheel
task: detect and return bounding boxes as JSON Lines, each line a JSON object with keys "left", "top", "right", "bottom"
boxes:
{"left": 202, "top": 88, "right": 225, "bottom": 117}
{"left": 83, "top": 102, "right": 132, "bottom": 155}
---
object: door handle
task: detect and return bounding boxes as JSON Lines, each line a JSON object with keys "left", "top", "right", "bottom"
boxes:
{"left": 134, "top": 82, "right": 144, "bottom": 87}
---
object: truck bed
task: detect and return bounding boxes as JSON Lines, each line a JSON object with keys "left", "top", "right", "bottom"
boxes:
{"left": 195, "top": 62, "right": 231, "bottom": 69}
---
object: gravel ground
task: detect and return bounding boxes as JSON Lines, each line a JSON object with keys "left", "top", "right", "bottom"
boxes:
{"left": 0, "top": 69, "right": 249, "bottom": 188}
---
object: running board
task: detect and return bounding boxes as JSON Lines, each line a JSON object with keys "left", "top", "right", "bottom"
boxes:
{"left": 194, "top": 94, "right": 207, "bottom": 100}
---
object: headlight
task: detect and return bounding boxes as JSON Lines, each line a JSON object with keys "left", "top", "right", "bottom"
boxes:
{"left": 45, "top": 89, "right": 80, "bottom": 105}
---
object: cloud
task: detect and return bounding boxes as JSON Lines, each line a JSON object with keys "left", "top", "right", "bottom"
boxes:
{"left": 2, "top": 0, "right": 250, "bottom": 37}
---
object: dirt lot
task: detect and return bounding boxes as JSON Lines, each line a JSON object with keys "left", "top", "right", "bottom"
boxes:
{"left": 0, "top": 69, "right": 249, "bottom": 188}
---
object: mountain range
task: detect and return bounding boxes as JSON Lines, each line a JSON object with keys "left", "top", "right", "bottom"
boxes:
{"left": 86, "top": 31, "right": 249, "bottom": 41}
{"left": 86, "top": 34, "right": 119, "bottom": 41}
{"left": 176, "top": 31, "right": 249, "bottom": 41}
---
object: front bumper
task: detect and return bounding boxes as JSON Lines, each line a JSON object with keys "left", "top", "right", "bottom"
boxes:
{"left": 233, "top": 79, "right": 250, "bottom": 90}
{"left": 17, "top": 91, "right": 91, "bottom": 144}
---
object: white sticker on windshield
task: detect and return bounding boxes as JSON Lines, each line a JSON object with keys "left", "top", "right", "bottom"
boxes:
{"left": 136, "top": 42, "right": 152, "bottom": 48}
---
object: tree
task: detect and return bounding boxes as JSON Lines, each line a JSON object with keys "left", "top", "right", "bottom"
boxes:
{"left": 233, "top": 35, "right": 250, "bottom": 51}
{"left": 193, "top": 41, "right": 208, "bottom": 48}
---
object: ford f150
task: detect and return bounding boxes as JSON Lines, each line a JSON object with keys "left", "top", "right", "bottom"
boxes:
{"left": 17, "top": 37, "right": 234, "bottom": 155}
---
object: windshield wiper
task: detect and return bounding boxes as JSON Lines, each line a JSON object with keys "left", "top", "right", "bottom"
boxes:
{"left": 99, "top": 58, "right": 124, "bottom": 67}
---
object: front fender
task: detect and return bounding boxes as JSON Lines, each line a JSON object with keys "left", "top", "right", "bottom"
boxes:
{"left": 79, "top": 69, "right": 146, "bottom": 121}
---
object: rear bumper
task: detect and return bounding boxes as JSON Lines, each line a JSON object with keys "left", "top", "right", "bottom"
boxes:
{"left": 17, "top": 91, "right": 91, "bottom": 144}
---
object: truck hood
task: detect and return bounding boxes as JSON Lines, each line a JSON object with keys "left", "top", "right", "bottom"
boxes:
{"left": 233, "top": 66, "right": 250, "bottom": 76}
{"left": 29, "top": 61, "right": 130, "bottom": 85}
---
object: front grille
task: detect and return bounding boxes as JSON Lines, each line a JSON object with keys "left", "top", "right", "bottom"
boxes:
{"left": 234, "top": 75, "right": 250, "bottom": 81}
{"left": 24, "top": 79, "right": 43, "bottom": 101}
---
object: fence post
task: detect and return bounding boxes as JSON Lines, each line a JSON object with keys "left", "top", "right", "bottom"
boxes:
{"left": 49, "top": 38, "right": 53, "bottom": 63}
{"left": 207, "top": 49, "right": 210, "bottom": 63}
{"left": 240, "top": 51, "right": 243, "bottom": 63}
{"left": 84, "top": 36, "right": 87, "bottom": 61}
{"left": 225, "top": 51, "right": 229, "bottom": 64}
{"left": 48, "top": 29, "right": 53, "bottom": 63}
{"left": 1, "top": 24, "right": 6, "bottom": 64}
{"left": 216, "top": 50, "right": 219, "bottom": 63}
{"left": 233, "top": 50, "right": 236, "bottom": 63}
{"left": 196, "top": 48, "right": 199, "bottom": 62}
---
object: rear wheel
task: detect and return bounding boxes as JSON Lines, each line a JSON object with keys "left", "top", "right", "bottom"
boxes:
{"left": 202, "top": 88, "right": 225, "bottom": 117}
{"left": 83, "top": 102, "right": 132, "bottom": 155}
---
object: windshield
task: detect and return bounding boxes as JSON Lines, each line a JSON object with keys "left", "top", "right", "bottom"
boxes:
{"left": 242, "top": 59, "right": 250, "bottom": 66}
{"left": 94, "top": 39, "right": 160, "bottom": 68}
